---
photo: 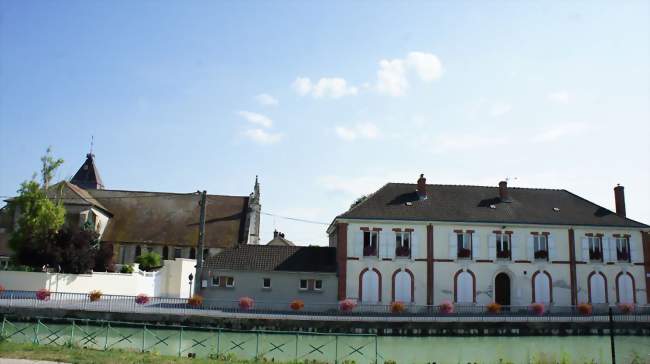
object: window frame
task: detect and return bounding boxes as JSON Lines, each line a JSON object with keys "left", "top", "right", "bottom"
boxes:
{"left": 363, "top": 231, "right": 379, "bottom": 257}
{"left": 262, "top": 277, "right": 271, "bottom": 289}
{"left": 212, "top": 276, "right": 220, "bottom": 287}
{"left": 314, "top": 279, "right": 323, "bottom": 291}
{"left": 533, "top": 235, "right": 549, "bottom": 261}
{"left": 225, "top": 276, "right": 235, "bottom": 288}
{"left": 588, "top": 236, "right": 603, "bottom": 262}
{"left": 299, "top": 279, "right": 308, "bottom": 290}
{"left": 395, "top": 231, "right": 411, "bottom": 258}
{"left": 615, "top": 237, "right": 630, "bottom": 262}
{"left": 456, "top": 233, "right": 472, "bottom": 259}
{"left": 496, "top": 233, "right": 511, "bottom": 260}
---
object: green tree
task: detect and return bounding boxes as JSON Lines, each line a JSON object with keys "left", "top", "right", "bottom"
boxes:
{"left": 135, "top": 252, "right": 162, "bottom": 271}
{"left": 40, "top": 146, "right": 64, "bottom": 191}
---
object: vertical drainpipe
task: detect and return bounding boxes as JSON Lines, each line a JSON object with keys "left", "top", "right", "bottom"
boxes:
{"left": 427, "top": 224, "right": 434, "bottom": 305}
{"left": 337, "top": 222, "right": 348, "bottom": 301}
{"left": 568, "top": 228, "right": 578, "bottom": 305}
{"left": 642, "top": 231, "right": 650, "bottom": 304}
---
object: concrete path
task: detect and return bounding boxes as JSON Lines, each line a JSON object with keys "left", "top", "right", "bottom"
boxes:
{"left": 0, "top": 359, "right": 68, "bottom": 364}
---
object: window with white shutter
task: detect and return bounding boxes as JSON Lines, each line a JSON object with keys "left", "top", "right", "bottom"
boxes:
{"left": 395, "top": 231, "right": 411, "bottom": 258}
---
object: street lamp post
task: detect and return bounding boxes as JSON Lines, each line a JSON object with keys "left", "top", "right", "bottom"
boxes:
{"left": 188, "top": 273, "right": 194, "bottom": 298}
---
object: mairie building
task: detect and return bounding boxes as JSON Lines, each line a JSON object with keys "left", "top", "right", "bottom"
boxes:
{"left": 327, "top": 175, "right": 650, "bottom": 307}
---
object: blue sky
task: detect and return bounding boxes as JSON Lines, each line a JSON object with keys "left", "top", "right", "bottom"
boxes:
{"left": 1, "top": 1, "right": 648, "bottom": 245}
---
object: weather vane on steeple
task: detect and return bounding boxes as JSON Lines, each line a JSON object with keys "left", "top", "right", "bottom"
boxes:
{"left": 90, "top": 135, "right": 94, "bottom": 155}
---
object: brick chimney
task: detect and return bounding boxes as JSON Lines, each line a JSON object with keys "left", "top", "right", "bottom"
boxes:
{"left": 499, "top": 181, "right": 511, "bottom": 202}
{"left": 416, "top": 174, "right": 427, "bottom": 200}
{"left": 614, "top": 184, "right": 626, "bottom": 218}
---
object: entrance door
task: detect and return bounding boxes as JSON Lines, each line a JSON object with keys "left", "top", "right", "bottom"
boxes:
{"left": 495, "top": 273, "right": 511, "bottom": 306}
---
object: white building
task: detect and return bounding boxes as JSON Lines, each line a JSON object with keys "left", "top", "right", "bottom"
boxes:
{"left": 327, "top": 174, "right": 649, "bottom": 307}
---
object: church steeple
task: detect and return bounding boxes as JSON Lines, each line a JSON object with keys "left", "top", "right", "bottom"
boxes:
{"left": 70, "top": 153, "right": 104, "bottom": 190}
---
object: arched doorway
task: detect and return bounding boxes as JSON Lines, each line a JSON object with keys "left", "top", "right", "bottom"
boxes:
{"left": 360, "top": 269, "right": 380, "bottom": 303}
{"left": 494, "top": 273, "right": 511, "bottom": 306}
{"left": 393, "top": 270, "right": 413, "bottom": 303}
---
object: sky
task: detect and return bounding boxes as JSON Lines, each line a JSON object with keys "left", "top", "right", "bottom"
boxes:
{"left": 1, "top": 1, "right": 648, "bottom": 246}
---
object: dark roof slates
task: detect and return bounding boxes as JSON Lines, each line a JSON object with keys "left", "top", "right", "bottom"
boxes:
{"left": 204, "top": 245, "right": 337, "bottom": 273}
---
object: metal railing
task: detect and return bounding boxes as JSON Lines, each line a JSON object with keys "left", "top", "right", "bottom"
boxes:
{"left": 1, "top": 290, "right": 649, "bottom": 322}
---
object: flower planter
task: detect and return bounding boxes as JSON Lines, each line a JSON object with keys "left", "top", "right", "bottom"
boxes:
{"left": 486, "top": 302, "right": 502, "bottom": 314}
{"left": 88, "top": 290, "right": 102, "bottom": 302}
{"left": 439, "top": 300, "right": 454, "bottom": 314}
{"left": 239, "top": 296, "right": 254, "bottom": 310}
{"left": 390, "top": 301, "right": 406, "bottom": 314}
{"left": 617, "top": 303, "right": 634, "bottom": 314}
{"left": 187, "top": 295, "right": 203, "bottom": 308}
{"left": 135, "top": 294, "right": 150, "bottom": 305}
{"left": 290, "top": 299, "right": 304, "bottom": 311}
{"left": 36, "top": 289, "right": 51, "bottom": 301}
{"left": 339, "top": 299, "right": 356, "bottom": 312}
{"left": 577, "top": 303, "right": 592, "bottom": 315}
{"left": 530, "top": 303, "right": 545, "bottom": 316}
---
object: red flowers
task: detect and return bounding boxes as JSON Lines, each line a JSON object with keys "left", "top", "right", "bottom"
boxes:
{"left": 135, "top": 294, "right": 150, "bottom": 305}
{"left": 390, "top": 301, "right": 406, "bottom": 314}
{"left": 290, "top": 299, "right": 304, "bottom": 311}
{"left": 439, "top": 300, "right": 454, "bottom": 314}
{"left": 339, "top": 299, "right": 356, "bottom": 312}
{"left": 238, "top": 296, "right": 254, "bottom": 310}
{"left": 530, "top": 303, "right": 545, "bottom": 316}
{"left": 187, "top": 295, "right": 203, "bottom": 307}
{"left": 577, "top": 303, "right": 592, "bottom": 315}
{"left": 36, "top": 288, "right": 51, "bottom": 301}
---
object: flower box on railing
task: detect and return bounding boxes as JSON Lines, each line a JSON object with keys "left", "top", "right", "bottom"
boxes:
{"left": 239, "top": 296, "right": 254, "bottom": 310}
{"left": 88, "top": 290, "right": 102, "bottom": 302}
{"left": 290, "top": 299, "right": 304, "bottom": 311}
{"left": 617, "top": 303, "right": 634, "bottom": 314}
{"left": 390, "top": 301, "right": 406, "bottom": 314}
{"left": 534, "top": 250, "right": 548, "bottom": 260}
{"left": 36, "top": 288, "right": 51, "bottom": 301}
{"left": 339, "top": 299, "right": 356, "bottom": 312}
{"left": 577, "top": 303, "right": 592, "bottom": 315}
{"left": 187, "top": 295, "right": 203, "bottom": 308}
{"left": 486, "top": 302, "right": 502, "bottom": 314}
{"left": 439, "top": 300, "right": 454, "bottom": 314}
{"left": 530, "top": 303, "right": 545, "bottom": 316}
{"left": 135, "top": 294, "right": 150, "bottom": 305}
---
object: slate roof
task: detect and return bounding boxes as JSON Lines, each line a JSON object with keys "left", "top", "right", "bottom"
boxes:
{"left": 70, "top": 153, "right": 104, "bottom": 190}
{"left": 337, "top": 183, "right": 648, "bottom": 228}
{"left": 85, "top": 189, "right": 250, "bottom": 248}
{"left": 203, "top": 245, "right": 337, "bottom": 273}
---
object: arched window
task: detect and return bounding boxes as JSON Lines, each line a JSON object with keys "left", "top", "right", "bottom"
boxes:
{"left": 360, "top": 269, "right": 381, "bottom": 303}
{"left": 455, "top": 270, "right": 475, "bottom": 303}
{"left": 589, "top": 272, "right": 607, "bottom": 304}
{"left": 393, "top": 269, "right": 414, "bottom": 303}
{"left": 616, "top": 272, "right": 635, "bottom": 304}
{"left": 532, "top": 271, "right": 552, "bottom": 303}
{"left": 189, "top": 248, "right": 196, "bottom": 259}
{"left": 162, "top": 246, "right": 169, "bottom": 260}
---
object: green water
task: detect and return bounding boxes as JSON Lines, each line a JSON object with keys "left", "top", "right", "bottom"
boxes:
{"left": 2, "top": 321, "right": 649, "bottom": 364}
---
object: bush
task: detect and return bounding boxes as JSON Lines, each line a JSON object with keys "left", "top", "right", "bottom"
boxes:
{"left": 187, "top": 295, "right": 203, "bottom": 307}
{"left": 339, "top": 299, "right": 356, "bottom": 312}
{"left": 36, "top": 288, "right": 51, "bottom": 301}
{"left": 135, "top": 252, "right": 161, "bottom": 272}
{"left": 390, "top": 301, "right": 406, "bottom": 314}
{"left": 239, "top": 296, "right": 254, "bottom": 310}
{"left": 135, "top": 294, "right": 150, "bottom": 305}
{"left": 290, "top": 299, "right": 304, "bottom": 311}
{"left": 486, "top": 302, "right": 502, "bottom": 314}
{"left": 439, "top": 300, "right": 454, "bottom": 314}
{"left": 617, "top": 303, "right": 634, "bottom": 314}
{"left": 530, "top": 303, "right": 545, "bottom": 316}
{"left": 120, "top": 264, "right": 134, "bottom": 274}
{"left": 577, "top": 303, "right": 592, "bottom": 315}
{"left": 88, "top": 290, "right": 102, "bottom": 302}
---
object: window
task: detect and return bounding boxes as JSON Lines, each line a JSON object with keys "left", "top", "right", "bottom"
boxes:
{"left": 135, "top": 245, "right": 142, "bottom": 258}
{"left": 615, "top": 237, "right": 630, "bottom": 262}
{"left": 146, "top": 246, "right": 153, "bottom": 253}
{"left": 225, "top": 277, "right": 235, "bottom": 287}
{"left": 456, "top": 233, "right": 472, "bottom": 259}
{"left": 363, "top": 231, "right": 379, "bottom": 257}
{"left": 395, "top": 231, "right": 411, "bottom": 258}
{"left": 212, "top": 277, "right": 220, "bottom": 286}
{"left": 299, "top": 279, "right": 322, "bottom": 292}
{"left": 533, "top": 235, "right": 549, "bottom": 260}
{"left": 203, "top": 248, "right": 209, "bottom": 260}
{"left": 314, "top": 280, "right": 323, "bottom": 290}
{"left": 588, "top": 236, "right": 603, "bottom": 262}
{"left": 162, "top": 246, "right": 169, "bottom": 260}
{"left": 174, "top": 248, "right": 182, "bottom": 259}
{"left": 189, "top": 248, "right": 196, "bottom": 259}
{"left": 263, "top": 278, "right": 271, "bottom": 289}
{"left": 299, "top": 279, "right": 308, "bottom": 290}
{"left": 496, "top": 233, "right": 511, "bottom": 260}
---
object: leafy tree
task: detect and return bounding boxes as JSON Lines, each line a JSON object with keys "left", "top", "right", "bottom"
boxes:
{"left": 40, "top": 146, "right": 64, "bottom": 191}
{"left": 135, "top": 252, "right": 162, "bottom": 271}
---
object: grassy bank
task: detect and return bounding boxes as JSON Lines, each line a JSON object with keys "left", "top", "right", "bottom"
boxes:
{"left": 0, "top": 341, "right": 256, "bottom": 364}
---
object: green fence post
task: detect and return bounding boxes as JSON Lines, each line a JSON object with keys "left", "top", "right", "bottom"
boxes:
{"left": 34, "top": 319, "right": 40, "bottom": 345}
{"left": 334, "top": 335, "right": 338, "bottom": 364}
{"left": 295, "top": 333, "right": 299, "bottom": 362}
{"left": 256, "top": 331, "right": 259, "bottom": 361}
{"left": 142, "top": 324, "right": 146, "bottom": 353}
{"left": 217, "top": 328, "right": 221, "bottom": 356}
{"left": 1, "top": 316, "right": 5, "bottom": 338}
{"left": 104, "top": 322, "right": 110, "bottom": 351}
{"left": 70, "top": 321, "right": 75, "bottom": 347}
{"left": 375, "top": 335, "right": 379, "bottom": 364}
{"left": 178, "top": 327, "right": 183, "bottom": 357}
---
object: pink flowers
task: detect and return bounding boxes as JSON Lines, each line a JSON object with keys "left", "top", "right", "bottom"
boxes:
{"left": 339, "top": 299, "right": 357, "bottom": 312}
{"left": 36, "top": 288, "right": 51, "bottom": 301}
{"left": 617, "top": 303, "right": 634, "bottom": 314}
{"left": 135, "top": 294, "right": 150, "bottom": 305}
{"left": 290, "top": 299, "right": 304, "bottom": 311}
{"left": 530, "top": 303, "right": 545, "bottom": 316}
{"left": 239, "top": 296, "right": 254, "bottom": 310}
{"left": 439, "top": 300, "right": 454, "bottom": 314}
{"left": 390, "top": 301, "right": 406, "bottom": 314}
{"left": 577, "top": 303, "right": 593, "bottom": 316}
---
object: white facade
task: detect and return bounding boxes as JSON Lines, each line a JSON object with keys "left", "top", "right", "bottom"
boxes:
{"left": 337, "top": 220, "right": 647, "bottom": 306}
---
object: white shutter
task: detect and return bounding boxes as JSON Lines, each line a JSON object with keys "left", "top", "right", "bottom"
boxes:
{"left": 351, "top": 230, "right": 363, "bottom": 258}
{"left": 511, "top": 233, "right": 520, "bottom": 261}
{"left": 410, "top": 230, "right": 419, "bottom": 260}
{"left": 378, "top": 231, "right": 387, "bottom": 259}
{"left": 618, "top": 274, "right": 634, "bottom": 304}
{"left": 548, "top": 234, "right": 556, "bottom": 261}
{"left": 488, "top": 234, "right": 496, "bottom": 260}
{"left": 448, "top": 232, "right": 457, "bottom": 259}
{"left": 608, "top": 237, "right": 618, "bottom": 263}
{"left": 602, "top": 237, "right": 611, "bottom": 262}
{"left": 527, "top": 236, "right": 535, "bottom": 261}
{"left": 471, "top": 232, "right": 480, "bottom": 260}
{"left": 581, "top": 237, "right": 590, "bottom": 262}
{"left": 386, "top": 230, "right": 396, "bottom": 259}
{"left": 630, "top": 234, "right": 642, "bottom": 263}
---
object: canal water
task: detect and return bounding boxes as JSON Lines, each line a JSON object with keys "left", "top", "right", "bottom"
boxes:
{"left": 2, "top": 320, "right": 649, "bottom": 363}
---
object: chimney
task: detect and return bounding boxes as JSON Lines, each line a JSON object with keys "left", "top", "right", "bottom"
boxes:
{"left": 499, "top": 181, "right": 511, "bottom": 202}
{"left": 614, "top": 185, "right": 626, "bottom": 218}
{"left": 273, "top": 230, "right": 279, "bottom": 238}
{"left": 416, "top": 174, "right": 427, "bottom": 200}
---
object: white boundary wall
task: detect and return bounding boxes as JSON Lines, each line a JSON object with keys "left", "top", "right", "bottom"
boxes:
{"left": 0, "top": 259, "right": 196, "bottom": 298}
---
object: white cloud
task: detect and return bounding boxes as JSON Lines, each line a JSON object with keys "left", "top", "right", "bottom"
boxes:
{"left": 292, "top": 77, "right": 312, "bottom": 96}
{"left": 533, "top": 122, "right": 588, "bottom": 143}
{"left": 335, "top": 122, "right": 380, "bottom": 141}
{"left": 376, "top": 59, "right": 408, "bottom": 96}
{"left": 255, "top": 93, "right": 278, "bottom": 106}
{"left": 548, "top": 90, "right": 570, "bottom": 104}
{"left": 243, "top": 128, "right": 283, "bottom": 144}
{"left": 292, "top": 77, "right": 357, "bottom": 99}
{"left": 489, "top": 102, "right": 512, "bottom": 117}
{"left": 237, "top": 111, "right": 273, "bottom": 128}
{"left": 422, "top": 133, "right": 510, "bottom": 154}
{"left": 405, "top": 52, "right": 443, "bottom": 81}
{"left": 376, "top": 52, "right": 443, "bottom": 96}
